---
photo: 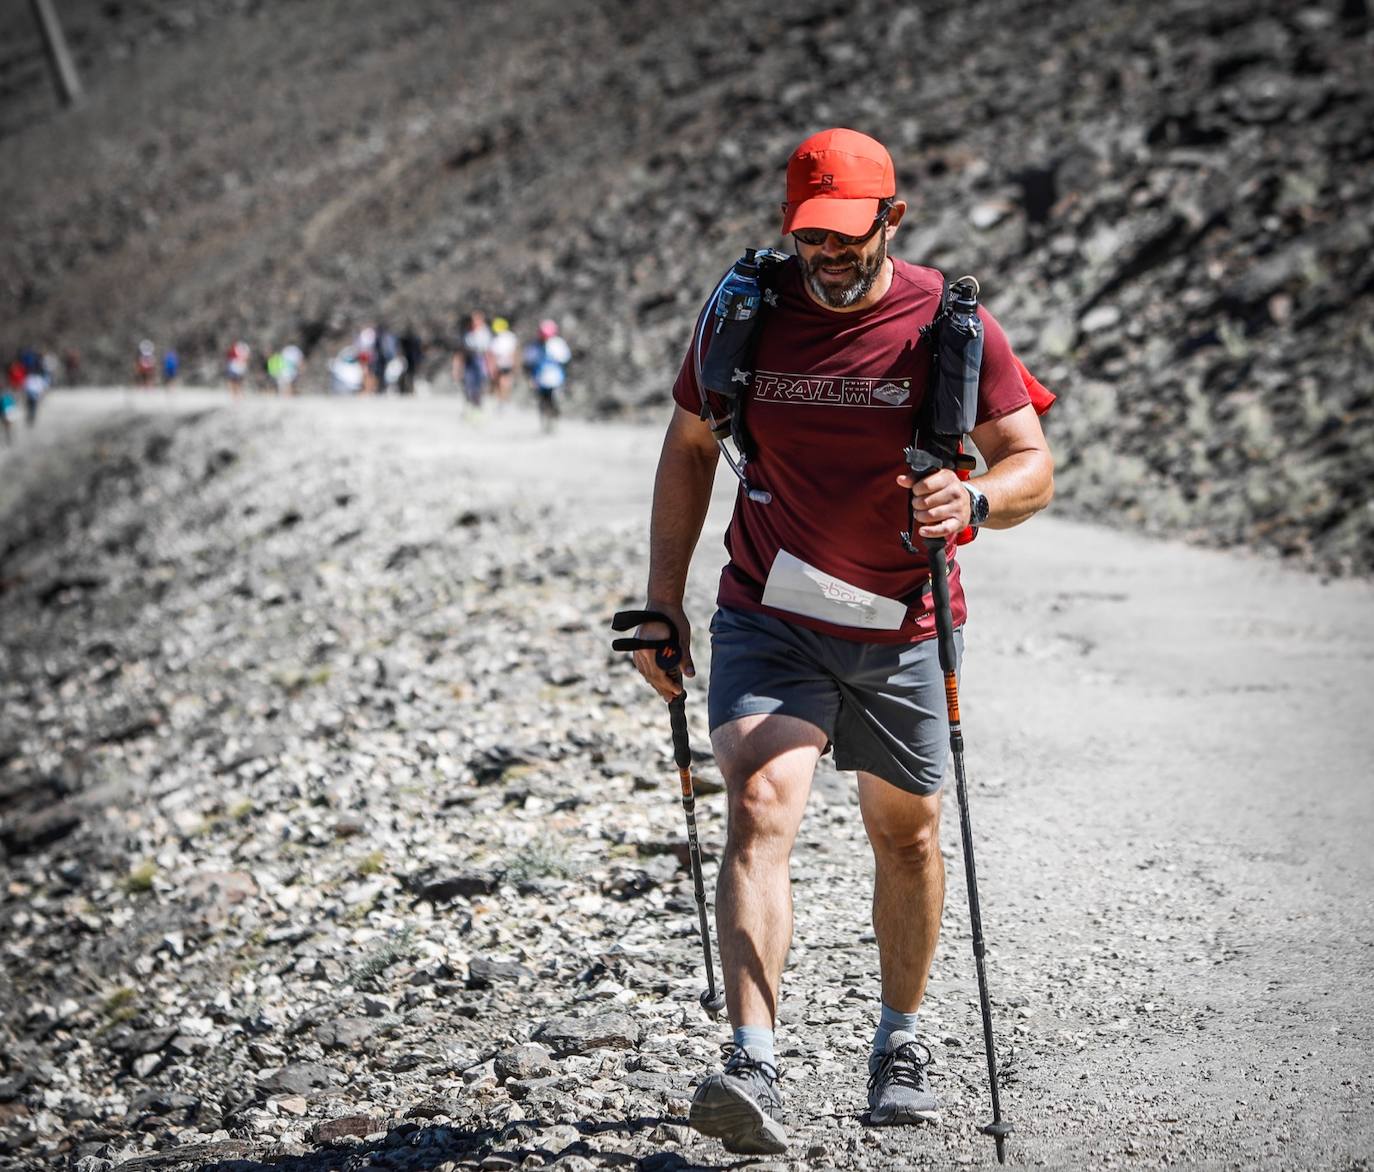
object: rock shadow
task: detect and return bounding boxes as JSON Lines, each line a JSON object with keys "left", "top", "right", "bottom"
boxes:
{"left": 182, "top": 1115, "right": 740, "bottom": 1172}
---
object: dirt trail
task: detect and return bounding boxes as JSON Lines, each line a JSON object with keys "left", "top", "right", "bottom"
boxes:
{"left": 2, "top": 391, "right": 1371, "bottom": 1169}
{"left": 670, "top": 399, "right": 1374, "bottom": 1167}
{"left": 954, "top": 516, "right": 1374, "bottom": 1166}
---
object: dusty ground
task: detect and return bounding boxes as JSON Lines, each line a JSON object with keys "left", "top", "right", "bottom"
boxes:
{"left": 1, "top": 390, "right": 1371, "bottom": 1171}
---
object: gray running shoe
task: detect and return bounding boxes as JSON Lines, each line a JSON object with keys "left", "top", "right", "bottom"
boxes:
{"left": 689, "top": 1044, "right": 787, "bottom": 1155}
{"left": 867, "top": 1030, "right": 940, "bottom": 1125}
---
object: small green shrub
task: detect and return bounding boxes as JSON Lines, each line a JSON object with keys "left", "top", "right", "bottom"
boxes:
{"left": 103, "top": 987, "right": 137, "bottom": 1020}
{"left": 505, "top": 837, "right": 579, "bottom": 884}
{"left": 123, "top": 862, "right": 157, "bottom": 893}
{"left": 350, "top": 926, "right": 417, "bottom": 982}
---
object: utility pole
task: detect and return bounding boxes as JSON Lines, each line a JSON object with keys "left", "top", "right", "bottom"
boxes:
{"left": 29, "top": 0, "right": 84, "bottom": 107}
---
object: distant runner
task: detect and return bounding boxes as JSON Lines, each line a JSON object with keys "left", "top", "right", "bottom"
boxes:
{"left": 7, "top": 356, "right": 25, "bottom": 403}
{"left": 225, "top": 340, "right": 250, "bottom": 398}
{"left": 135, "top": 340, "right": 156, "bottom": 388}
{"left": 399, "top": 327, "right": 422, "bottom": 395}
{"left": 453, "top": 311, "right": 494, "bottom": 409}
{"left": 20, "top": 348, "right": 47, "bottom": 427}
{"left": 489, "top": 317, "right": 518, "bottom": 406}
{"left": 0, "top": 387, "right": 15, "bottom": 445}
{"left": 524, "top": 319, "right": 571, "bottom": 433}
{"left": 280, "top": 344, "right": 303, "bottom": 394}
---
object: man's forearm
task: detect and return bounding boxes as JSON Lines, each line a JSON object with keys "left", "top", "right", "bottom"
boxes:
{"left": 975, "top": 448, "right": 1054, "bottom": 530}
{"left": 646, "top": 425, "right": 719, "bottom": 605}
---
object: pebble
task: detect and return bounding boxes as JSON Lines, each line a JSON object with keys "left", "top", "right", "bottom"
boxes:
{"left": 532, "top": 1014, "right": 642, "bottom": 1057}
{"left": 494, "top": 1043, "right": 555, "bottom": 1084}
{"left": 258, "top": 1062, "right": 342, "bottom": 1095}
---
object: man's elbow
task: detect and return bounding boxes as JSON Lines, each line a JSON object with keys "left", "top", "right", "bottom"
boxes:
{"left": 1032, "top": 448, "right": 1055, "bottom": 515}
{"left": 998, "top": 447, "right": 1054, "bottom": 525}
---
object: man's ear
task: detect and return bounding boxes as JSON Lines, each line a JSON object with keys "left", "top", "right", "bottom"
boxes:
{"left": 885, "top": 200, "right": 908, "bottom": 235}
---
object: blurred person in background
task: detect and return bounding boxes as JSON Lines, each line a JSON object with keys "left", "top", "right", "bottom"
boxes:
{"left": 374, "top": 325, "right": 399, "bottom": 394}
{"left": 328, "top": 342, "right": 366, "bottom": 393}
{"left": 524, "top": 319, "right": 571, "bottom": 433}
{"left": 162, "top": 346, "right": 180, "bottom": 387}
{"left": 8, "top": 354, "right": 27, "bottom": 404}
{"left": 20, "top": 348, "right": 48, "bottom": 427}
{"left": 267, "top": 349, "right": 286, "bottom": 393}
{"left": 357, "top": 325, "right": 378, "bottom": 394}
{"left": 453, "top": 311, "right": 493, "bottom": 410}
{"left": 489, "top": 317, "right": 518, "bottom": 407}
{"left": 399, "top": 326, "right": 423, "bottom": 395}
{"left": 280, "top": 344, "right": 303, "bottom": 394}
{"left": 381, "top": 330, "right": 407, "bottom": 391}
{"left": 225, "top": 339, "right": 250, "bottom": 399}
{"left": 135, "top": 340, "right": 157, "bottom": 388}
{"left": 0, "top": 385, "right": 15, "bottom": 445}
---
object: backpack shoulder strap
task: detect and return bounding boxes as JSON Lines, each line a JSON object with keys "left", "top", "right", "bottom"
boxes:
{"left": 728, "top": 250, "right": 788, "bottom": 459}
{"left": 692, "top": 249, "right": 789, "bottom": 505}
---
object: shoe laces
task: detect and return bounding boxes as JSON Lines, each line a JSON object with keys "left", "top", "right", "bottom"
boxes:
{"left": 720, "top": 1042, "right": 780, "bottom": 1084}
{"left": 867, "top": 1038, "right": 933, "bottom": 1096}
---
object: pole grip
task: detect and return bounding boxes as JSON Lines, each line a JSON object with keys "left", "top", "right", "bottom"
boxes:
{"left": 925, "top": 540, "right": 958, "bottom": 675}
{"left": 667, "top": 691, "right": 691, "bottom": 770}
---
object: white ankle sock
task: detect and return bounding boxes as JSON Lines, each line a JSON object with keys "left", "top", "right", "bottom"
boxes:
{"left": 871, "top": 1002, "right": 920, "bottom": 1067}
{"left": 732, "top": 1025, "right": 776, "bottom": 1068}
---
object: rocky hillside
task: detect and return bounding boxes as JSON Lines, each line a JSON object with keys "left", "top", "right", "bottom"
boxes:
{"left": 2, "top": 0, "right": 1372, "bottom": 572}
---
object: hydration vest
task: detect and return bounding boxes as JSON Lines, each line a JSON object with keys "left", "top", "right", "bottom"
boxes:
{"left": 691, "top": 250, "right": 1054, "bottom": 540}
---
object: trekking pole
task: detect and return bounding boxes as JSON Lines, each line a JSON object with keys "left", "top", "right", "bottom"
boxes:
{"left": 905, "top": 451, "right": 1013, "bottom": 1165}
{"left": 611, "top": 609, "right": 727, "bottom": 1018}
{"left": 899, "top": 273, "right": 1011, "bottom": 1163}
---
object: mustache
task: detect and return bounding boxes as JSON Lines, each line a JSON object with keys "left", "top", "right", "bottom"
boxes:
{"left": 807, "top": 252, "right": 861, "bottom": 271}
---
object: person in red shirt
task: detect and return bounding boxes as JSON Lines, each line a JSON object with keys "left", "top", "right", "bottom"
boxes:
{"left": 630, "top": 128, "right": 1054, "bottom": 1155}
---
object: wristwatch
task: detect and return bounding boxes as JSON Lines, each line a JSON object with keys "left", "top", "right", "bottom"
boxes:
{"left": 964, "top": 482, "right": 990, "bottom": 528}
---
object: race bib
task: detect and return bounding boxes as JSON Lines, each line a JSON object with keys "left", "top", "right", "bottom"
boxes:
{"left": 761, "top": 549, "right": 907, "bottom": 631}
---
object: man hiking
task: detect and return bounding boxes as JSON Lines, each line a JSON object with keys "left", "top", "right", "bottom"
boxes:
{"left": 630, "top": 128, "right": 1054, "bottom": 1156}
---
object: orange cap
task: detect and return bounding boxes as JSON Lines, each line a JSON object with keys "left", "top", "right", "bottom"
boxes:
{"left": 781, "top": 128, "right": 896, "bottom": 237}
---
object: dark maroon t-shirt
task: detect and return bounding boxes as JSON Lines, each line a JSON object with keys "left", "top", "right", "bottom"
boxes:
{"left": 672, "top": 256, "right": 1029, "bottom": 643}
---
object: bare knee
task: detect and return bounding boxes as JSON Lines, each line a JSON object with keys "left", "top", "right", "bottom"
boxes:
{"left": 713, "top": 715, "right": 822, "bottom": 866}
{"left": 726, "top": 769, "right": 801, "bottom": 863}
{"left": 867, "top": 814, "right": 942, "bottom": 872}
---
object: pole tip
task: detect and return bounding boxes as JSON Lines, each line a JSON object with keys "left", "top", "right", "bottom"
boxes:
{"left": 700, "top": 989, "right": 726, "bottom": 1017}
{"left": 981, "top": 1120, "right": 1012, "bottom": 1163}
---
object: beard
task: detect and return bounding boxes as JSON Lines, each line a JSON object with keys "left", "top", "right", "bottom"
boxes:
{"left": 803, "top": 232, "right": 888, "bottom": 308}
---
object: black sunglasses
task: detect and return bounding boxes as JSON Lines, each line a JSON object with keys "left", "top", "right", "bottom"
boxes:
{"left": 791, "top": 199, "right": 894, "bottom": 248}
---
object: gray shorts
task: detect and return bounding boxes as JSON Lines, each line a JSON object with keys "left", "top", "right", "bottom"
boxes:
{"left": 707, "top": 606, "right": 962, "bottom": 796}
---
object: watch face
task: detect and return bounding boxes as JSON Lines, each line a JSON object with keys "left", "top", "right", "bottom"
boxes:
{"left": 968, "top": 486, "right": 989, "bottom": 524}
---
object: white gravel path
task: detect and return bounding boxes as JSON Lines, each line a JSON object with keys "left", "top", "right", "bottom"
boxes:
{"left": 2, "top": 389, "right": 1371, "bottom": 1170}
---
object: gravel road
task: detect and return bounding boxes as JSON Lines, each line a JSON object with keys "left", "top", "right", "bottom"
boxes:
{"left": 1, "top": 391, "right": 1370, "bottom": 1171}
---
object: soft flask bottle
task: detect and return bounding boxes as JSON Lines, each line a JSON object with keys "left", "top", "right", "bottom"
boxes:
{"left": 701, "top": 249, "right": 763, "bottom": 399}
{"left": 928, "top": 276, "right": 983, "bottom": 438}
